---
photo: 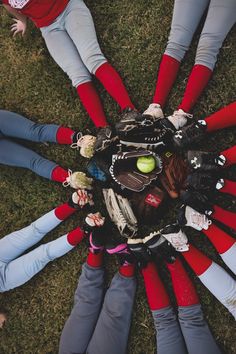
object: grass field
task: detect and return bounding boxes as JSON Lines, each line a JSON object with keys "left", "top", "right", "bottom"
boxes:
{"left": 0, "top": 1, "right": 236, "bottom": 353}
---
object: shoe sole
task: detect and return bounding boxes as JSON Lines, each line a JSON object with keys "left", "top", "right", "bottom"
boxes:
{"left": 120, "top": 140, "right": 165, "bottom": 149}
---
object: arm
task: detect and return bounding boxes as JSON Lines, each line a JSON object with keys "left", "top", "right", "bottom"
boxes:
{"left": 3, "top": 4, "right": 27, "bottom": 36}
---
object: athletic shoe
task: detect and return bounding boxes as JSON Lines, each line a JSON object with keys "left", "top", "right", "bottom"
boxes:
{"left": 94, "top": 126, "right": 117, "bottom": 152}
{"left": 68, "top": 189, "right": 94, "bottom": 209}
{"left": 187, "top": 172, "right": 225, "bottom": 193}
{"left": 187, "top": 151, "right": 226, "bottom": 171}
{"left": 63, "top": 170, "right": 93, "bottom": 190}
{"left": 159, "top": 224, "right": 189, "bottom": 252}
{"left": 167, "top": 109, "right": 193, "bottom": 130}
{"left": 84, "top": 213, "right": 106, "bottom": 253}
{"left": 178, "top": 204, "right": 212, "bottom": 231}
{"left": 115, "top": 108, "right": 143, "bottom": 135}
{"left": 119, "top": 127, "right": 172, "bottom": 151}
{"left": 173, "top": 120, "right": 207, "bottom": 149}
{"left": 127, "top": 238, "right": 152, "bottom": 267}
{"left": 71, "top": 133, "right": 96, "bottom": 158}
{"left": 106, "top": 241, "right": 135, "bottom": 266}
{"left": 143, "top": 230, "right": 177, "bottom": 263}
{"left": 142, "top": 103, "right": 164, "bottom": 122}
{"left": 180, "top": 190, "right": 214, "bottom": 215}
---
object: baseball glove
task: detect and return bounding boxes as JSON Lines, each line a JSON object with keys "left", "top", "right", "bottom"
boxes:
{"left": 159, "top": 151, "right": 189, "bottom": 198}
{"left": 109, "top": 149, "right": 163, "bottom": 192}
{"left": 103, "top": 188, "right": 138, "bottom": 238}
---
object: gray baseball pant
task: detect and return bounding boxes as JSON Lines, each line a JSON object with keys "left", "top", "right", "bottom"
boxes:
{"left": 59, "top": 263, "right": 137, "bottom": 354}
{"left": 166, "top": 0, "right": 236, "bottom": 69}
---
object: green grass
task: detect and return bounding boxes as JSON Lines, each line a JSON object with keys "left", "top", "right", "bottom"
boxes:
{"left": 0, "top": 1, "right": 236, "bottom": 353}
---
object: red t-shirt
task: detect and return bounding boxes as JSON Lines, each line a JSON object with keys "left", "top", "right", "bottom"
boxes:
{"left": 3, "top": 0, "right": 69, "bottom": 28}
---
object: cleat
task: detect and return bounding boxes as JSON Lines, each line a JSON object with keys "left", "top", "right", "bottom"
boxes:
{"left": 63, "top": 170, "right": 93, "bottom": 190}
{"left": 187, "top": 172, "right": 225, "bottom": 193}
{"left": 160, "top": 224, "right": 189, "bottom": 252}
{"left": 84, "top": 213, "right": 107, "bottom": 254}
{"left": 68, "top": 189, "right": 94, "bottom": 209}
{"left": 178, "top": 205, "right": 212, "bottom": 231}
{"left": 94, "top": 126, "right": 118, "bottom": 152}
{"left": 180, "top": 190, "right": 214, "bottom": 215}
{"left": 115, "top": 108, "right": 143, "bottom": 135}
{"left": 173, "top": 120, "right": 207, "bottom": 149}
{"left": 127, "top": 238, "right": 152, "bottom": 267}
{"left": 106, "top": 241, "right": 135, "bottom": 266}
{"left": 142, "top": 103, "right": 164, "bottom": 122}
{"left": 71, "top": 133, "right": 96, "bottom": 158}
{"left": 167, "top": 109, "right": 193, "bottom": 130}
{"left": 187, "top": 151, "right": 226, "bottom": 171}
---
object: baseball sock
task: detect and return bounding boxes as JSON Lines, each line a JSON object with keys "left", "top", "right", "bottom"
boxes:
{"left": 119, "top": 263, "right": 135, "bottom": 278}
{"left": 204, "top": 102, "right": 236, "bottom": 132}
{"left": 67, "top": 226, "right": 84, "bottom": 246}
{"left": 166, "top": 257, "right": 199, "bottom": 306}
{"left": 178, "top": 64, "right": 212, "bottom": 113}
{"left": 142, "top": 262, "right": 170, "bottom": 310}
{"left": 87, "top": 250, "right": 104, "bottom": 268}
{"left": 220, "top": 179, "right": 236, "bottom": 197}
{"left": 54, "top": 203, "right": 77, "bottom": 220}
{"left": 51, "top": 166, "right": 69, "bottom": 183}
{"left": 56, "top": 127, "right": 76, "bottom": 144}
{"left": 95, "top": 62, "right": 135, "bottom": 110}
{"left": 76, "top": 82, "right": 108, "bottom": 127}
{"left": 212, "top": 205, "right": 236, "bottom": 231}
{"left": 153, "top": 54, "right": 180, "bottom": 108}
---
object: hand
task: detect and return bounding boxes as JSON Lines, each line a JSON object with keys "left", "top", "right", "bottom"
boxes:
{"left": 0, "top": 313, "right": 7, "bottom": 329}
{"left": 11, "top": 18, "right": 27, "bottom": 37}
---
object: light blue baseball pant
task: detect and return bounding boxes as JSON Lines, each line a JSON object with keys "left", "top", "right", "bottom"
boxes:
{"left": 165, "top": 0, "right": 236, "bottom": 69}
{"left": 0, "top": 110, "right": 60, "bottom": 179}
{"left": 59, "top": 263, "right": 137, "bottom": 354}
{"left": 0, "top": 209, "right": 74, "bottom": 292}
{"left": 40, "top": 0, "right": 107, "bottom": 88}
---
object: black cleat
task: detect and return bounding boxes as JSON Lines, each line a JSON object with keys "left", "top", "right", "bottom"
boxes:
{"left": 187, "top": 150, "right": 226, "bottom": 171}
{"left": 127, "top": 238, "right": 152, "bottom": 268}
{"left": 187, "top": 172, "right": 225, "bottom": 193}
{"left": 173, "top": 120, "right": 207, "bottom": 149}
{"left": 180, "top": 189, "right": 214, "bottom": 215}
{"left": 94, "top": 126, "right": 117, "bottom": 152}
{"left": 115, "top": 108, "right": 143, "bottom": 135}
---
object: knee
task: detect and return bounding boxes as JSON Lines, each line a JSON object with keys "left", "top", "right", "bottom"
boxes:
{"left": 195, "top": 36, "right": 221, "bottom": 70}
{"left": 165, "top": 26, "right": 193, "bottom": 61}
{"left": 81, "top": 48, "right": 107, "bottom": 75}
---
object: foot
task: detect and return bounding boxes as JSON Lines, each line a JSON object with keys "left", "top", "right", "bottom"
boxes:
{"left": 173, "top": 120, "right": 207, "bottom": 149}
{"left": 159, "top": 224, "right": 189, "bottom": 252}
{"left": 187, "top": 151, "right": 226, "bottom": 171}
{"left": 142, "top": 103, "right": 164, "bottom": 122}
{"left": 167, "top": 109, "right": 193, "bottom": 130}
{"left": 85, "top": 213, "right": 106, "bottom": 253}
{"left": 187, "top": 172, "right": 225, "bottom": 193}
{"left": 178, "top": 205, "right": 212, "bottom": 231}
{"left": 106, "top": 241, "right": 135, "bottom": 266}
{"left": 71, "top": 132, "right": 96, "bottom": 158}
{"left": 94, "top": 126, "right": 117, "bottom": 152}
{"left": 115, "top": 108, "right": 143, "bottom": 136}
{"left": 68, "top": 189, "right": 94, "bottom": 209}
{"left": 143, "top": 230, "right": 177, "bottom": 263}
{"left": 180, "top": 190, "right": 214, "bottom": 215}
{"left": 63, "top": 170, "right": 93, "bottom": 189}
{"left": 127, "top": 238, "right": 152, "bottom": 267}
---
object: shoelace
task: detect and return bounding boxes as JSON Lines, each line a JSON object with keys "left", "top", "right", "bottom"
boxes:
{"left": 190, "top": 211, "right": 212, "bottom": 229}
{"left": 62, "top": 169, "right": 72, "bottom": 187}
{"left": 70, "top": 132, "right": 83, "bottom": 149}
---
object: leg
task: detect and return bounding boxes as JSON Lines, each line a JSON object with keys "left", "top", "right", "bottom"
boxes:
{"left": 0, "top": 138, "right": 59, "bottom": 180}
{"left": 87, "top": 272, "right": 136, "bottom": 354}
{"left": 203, "top": 223, "right": 236, "bottom": 274}
{"left": 204, "top": 101, "right": 236, "bottom": 132}
{"left": 179, "top": 0, "right": 236, "bottom": 112}
{"left": 153, "top": 0, "right": 209, "bottom": 107}
{"left": 142, "top": 262, "right": 187, "bottom": 354}
{"left": 0, "top": 203, "right": 76, "bottom": 263}
{"left": 182, "top": 244, "right": 236, "bottom": 319}
{"left": 0, "top": 232, "right": 81, "bottom": 292}
{"left": 64, "top": 0, "right": 135, "bottom": 111}
{"left": 178, "top": 305, "right": 221, "bottom": 354}
{"left": 59, "top": 258, "right": 105, "bottom": 354}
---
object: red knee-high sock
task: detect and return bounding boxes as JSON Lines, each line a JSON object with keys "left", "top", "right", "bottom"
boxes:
{"left": 220, "top": 179, "right": 236, "bottom": 197}
{"left": 54, "top": 203, "right": 76, "bottom": 220}
{"left": 181, "top": 244, "right": 212, "bottom": 276}
{"left": 142, "top": 262, "right": 170, "bottom": 310}
{"left": 95, "top": 62, "right": 135, "bottom": 110}
{"left": 76, "top": 82, "right": 108, "bottom": 127}
{"left": 205, "top": 102, "right": 236, "bottom": 132}
{"left": 87, "top": 250, "right": 104, "bottom": 268}
{"left": 56, "top": 127, "right": 75, "bottom": 144}
{"left": 203, "top": 223, "right": 235, "bottom": 254}
{"left": 212, "top": 205, "right": 236, "bottom": 231}
{"left": 51, "top": 166, "right": 69, "bottom": 183}
{"left": 166, "top": 258, "right": 199, "bottom": 306}
{"left": 67, "top": 226, "right": 84, "bottom": 246}
{"left": 178, "top": 64, "right": 212, "bottom": 113}
{"left": 221, "top": 145, "right": 236, "bottom": 167}
{"left": 153, "top": 54, "right": 180, "bottom": 108}
{"left": 119, "top": 263, "right": 136, "bottom": 278}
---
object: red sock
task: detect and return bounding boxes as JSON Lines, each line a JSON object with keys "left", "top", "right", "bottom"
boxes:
{"left": 51, "top": 166, "right": 68, "bottom": 183}
{"left": 181, "top": 244, "right": 212, "bottom": 276}
{"left": 56, "top": 127, "right": 75, "bottom": 144}
{"left": 67, "top": 226, "right": 84, "bottom": 246}
{"left": 179, "top": 64, "right": 212, "bottom": 113}
{"left": 153, "top": 54, "right": 180, "bottom": 108}
{"left": 203, "top": 223, "right": 235, "bottom": 254}
{"left": 142, "top": 262, "right": 170, "bottom": 310}
{"left": 212, "top": 205, "right": 236, "bottom": 231}
{"left": 119, "top": 263, "right": 135, "bottom": 278}
{"left": 221, "top": 145, "right": 236, "bottom": 167}
{"left": 54, "top": 203, "right": 76, "bottom": 220}
{"left": 220, "top": 179, "right": 236, "bottom": 197}
{"left": 166, "top": 258, "right": 199, "bottom": 306}
{"left": 87, "top": 251, "right": 103, "bottom": 268}
{"left": 76, "top": 82, "right": 107, "bottom": 127}
{"left": 205, "top": 102, "right": 236, "bottom": 132}
{"left": 95, "top": 62, "right": 135, "bottom": 110}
